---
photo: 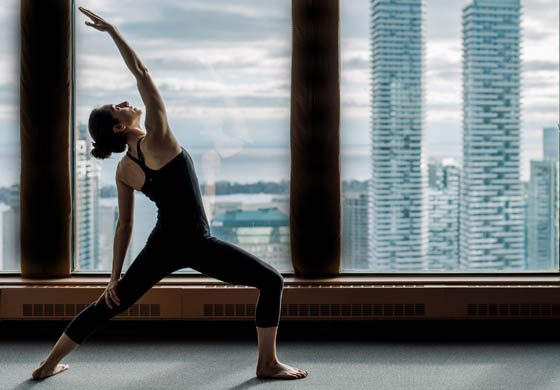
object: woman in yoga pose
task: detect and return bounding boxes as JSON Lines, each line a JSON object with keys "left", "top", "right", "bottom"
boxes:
{"left": 32, "top": 6, "right": 308, "bottom": 381}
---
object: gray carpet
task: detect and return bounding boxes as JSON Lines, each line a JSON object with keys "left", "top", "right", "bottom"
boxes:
{"left": 1, "top": 320, "right": 560, "bottom": 390}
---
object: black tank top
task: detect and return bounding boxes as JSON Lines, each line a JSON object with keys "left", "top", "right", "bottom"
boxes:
{"left": 126, "top": 136, "right": 211, "bottom": 238}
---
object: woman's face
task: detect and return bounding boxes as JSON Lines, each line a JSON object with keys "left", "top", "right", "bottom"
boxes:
{"left": 104, "top": 101, "right": 142, "bottom": 129}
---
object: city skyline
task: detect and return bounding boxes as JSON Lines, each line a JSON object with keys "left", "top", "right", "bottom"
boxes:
{"left": 0, "top": 0, "right": 557, "bottom": 188}
{"left": 0, "top": 0, "right": 558, "bottom": 272}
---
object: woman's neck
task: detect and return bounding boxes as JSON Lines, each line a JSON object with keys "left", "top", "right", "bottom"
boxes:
{"left": 125, "top": 129, "right": 146, "bottom": 151}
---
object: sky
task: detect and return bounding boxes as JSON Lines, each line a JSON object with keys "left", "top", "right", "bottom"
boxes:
{"left": 0, "top": 0, "right": 558, "bottom": 186}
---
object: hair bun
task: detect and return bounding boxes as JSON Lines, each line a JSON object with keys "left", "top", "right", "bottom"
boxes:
{"left": 91, "top": 143, "right": 111, "bottom": 159}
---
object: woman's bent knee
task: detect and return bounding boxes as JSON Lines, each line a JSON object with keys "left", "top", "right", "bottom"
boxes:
{"left": 265, "top": 270, "right": 284, "bottom": 292}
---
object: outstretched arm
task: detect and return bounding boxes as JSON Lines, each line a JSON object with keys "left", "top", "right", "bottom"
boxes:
{"left": 78, "top": 7, "right": 170, "bottom": 140}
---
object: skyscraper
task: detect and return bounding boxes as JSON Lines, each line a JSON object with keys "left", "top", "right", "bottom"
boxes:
{"left": 427, "top": 158, "right": 460, "bottom": 270}
{"left": 99, "top": 198, "right": 134, "bottom": 271}
{"left": 528, "top": 160, "right": 558, "bottom": 270}
{"left": 461, "top": 0, "right": 524, "bottom": 269}
{"left": 543, "top": 127, "right": 559, "bottom": 161}
{"left": 342, "top": 191, "right": 371, "bottom": 270}
{"left": 369, "top": 0, "right": 428, "bottom": 270}
{"left": 528, "top": 127, "right": 559, "bottom": 270}
{"left": 74, "top": 124, "right": 101, "bottom": 270}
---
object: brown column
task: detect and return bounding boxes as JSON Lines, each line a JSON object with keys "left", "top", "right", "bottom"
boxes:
{"left": 290, "top": 0, "right": 341, "bottom": 276}
{"left": 20, "top": 0, "right": 72, "bottom": 277}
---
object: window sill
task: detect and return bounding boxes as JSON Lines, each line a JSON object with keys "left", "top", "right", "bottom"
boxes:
{"left": 3, "top": 273, "right": 560, "bottom": 320}
{"left": 1, "top": 273, "right": 560, "bottom": 287}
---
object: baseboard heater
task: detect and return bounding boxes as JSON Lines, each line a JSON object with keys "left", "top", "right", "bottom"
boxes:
{"left": 2, "top": 284, "right": 560, "bottom": 320}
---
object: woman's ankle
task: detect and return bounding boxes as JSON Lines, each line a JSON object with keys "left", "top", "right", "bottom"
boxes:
{"left": 257, "top": 358, "right": 280, "bottom": 367}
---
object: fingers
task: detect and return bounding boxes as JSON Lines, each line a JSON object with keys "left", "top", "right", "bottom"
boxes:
{"left": 78, "top": 7, "right": 96, "bottom": 21}
{"left": 104, "top": 292, "right": 113, "bottom": 309}
{"left": 111, "top": 290, "right": 121, "bottom": 306}
{"left": 107, "top": 288, "right": 120, "bottom": 308}
{"left": 78, "top": 7, "right": 102, "bottom": 21}
{"left": 79, "top": 7, "right": 108, "bottom": 26}
{"left": 79, "top": 7, "right": 113, "bottom": 34}
{"left": 94, "top": 285, "right": 121, "bottom": 309}
{"left": 85, "top": 21, "right": 104, "bottom": 31}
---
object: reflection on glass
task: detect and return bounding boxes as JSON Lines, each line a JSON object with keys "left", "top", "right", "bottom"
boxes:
{"left": 0, "top": 1, "right": 21, "bottom": 272}
{"left": 340, "top": 0, "right": 559, "bottom": 272}
{"left": 74, "top": 1, "right": 292, "bottom": 273}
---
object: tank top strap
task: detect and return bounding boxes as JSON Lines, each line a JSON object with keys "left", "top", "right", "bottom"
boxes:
{"left": 126, "top": 151, "right": 143, "bottom": 167}
{"left": 126, "top": 136, "right": 148, "bottom": 171}
{"left": 137, "top": 136, "right": 146, "bottom": 164}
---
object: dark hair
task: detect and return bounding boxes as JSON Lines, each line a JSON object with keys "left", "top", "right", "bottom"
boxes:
{"left": 88, "top": 106, "right": 127, "bottom": 159}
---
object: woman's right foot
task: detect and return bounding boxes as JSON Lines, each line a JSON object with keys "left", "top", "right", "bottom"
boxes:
{"left": 256, "top": 361, "right": 308, "bottom": 379}
{"left": 31, "top": 359, "right": 69, "bottom": 380}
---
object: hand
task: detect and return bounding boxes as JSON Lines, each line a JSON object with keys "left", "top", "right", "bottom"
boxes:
{"left": 79, "top": 6, "right": 115, "bottom": 33}
{"left": 94, "top": 277, "right": 121, "bottom": 309}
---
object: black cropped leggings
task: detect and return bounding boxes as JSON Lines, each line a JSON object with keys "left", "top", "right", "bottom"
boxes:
{"left": 64, "top": 223, "right": 284, "bottom": 345}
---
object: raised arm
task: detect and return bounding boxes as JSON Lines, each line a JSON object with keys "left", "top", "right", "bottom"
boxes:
{"left": 79, "top": 7, "right": 170, "bottom": 141}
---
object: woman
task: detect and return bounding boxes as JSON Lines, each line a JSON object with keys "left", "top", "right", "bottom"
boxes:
{"left": 32, "top": 7, "right": 308, "bottom": 381}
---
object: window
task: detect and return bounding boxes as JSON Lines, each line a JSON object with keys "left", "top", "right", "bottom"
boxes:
{"left": 340, "top": 0, "right": 559, "bottom": 272}
{"left": 2, "top": 1, "right": 557, "bottom": 275}
{"left": 73, "top": 1, "right": 292, "bottom": 273}
{"left": 0, "top": 1, "right": 21, "bottom": 272}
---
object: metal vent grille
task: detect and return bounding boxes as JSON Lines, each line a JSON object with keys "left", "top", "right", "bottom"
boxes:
{"left": 116, "top": 303, "right": 161, "bottom": 317}
{"left": 203, "top": 303, "right": 425, "bottom": 317}
{"left": 467, "top": 303, "right": 560, "bottom": 317}
{"left": 22, "top": 303, "right": 161, "bottom": 317}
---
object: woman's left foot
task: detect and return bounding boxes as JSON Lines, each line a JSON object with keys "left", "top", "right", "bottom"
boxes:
{"left": 32, "top": 359, "right": 69, "bottom": 380}
{"left": 256, "top": 360, "right": 308, "bottom": 379}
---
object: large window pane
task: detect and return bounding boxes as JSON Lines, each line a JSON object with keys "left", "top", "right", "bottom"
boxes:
{"left": 74, "top": 1, "right": 292, "bottom": 273}
{"left": 341, "top": 0, "right": 559, "bottom": 272}
{"left": 0, "top": 1, "right": 21, "bottom": 272}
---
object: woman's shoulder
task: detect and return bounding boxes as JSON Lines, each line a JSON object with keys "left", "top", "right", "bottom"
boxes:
{"left": 142, "top": 131, "right": 181, "bottom": 152}
{"left": 140, "top": 132, "right": 183, "bottom": 168}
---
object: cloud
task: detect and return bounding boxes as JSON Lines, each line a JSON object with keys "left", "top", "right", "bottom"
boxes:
{"left": 343, "top": 56, "right": 370, "bottom": 70}
{"left": 77, "top": 68, "right": 136, "bottom": 92}
{"left": 0, "top": 55, "right": 19, "bottom": 88}
{"left": 77, "top": 0, "right": 165, "bottom": 25}
{"left": 0, "top": 0, "right": 19, "bottom": 20}
{"left": 163, "top": 0, "right": 290, "bottom": 20}
{"left": 0, "top": 105, "right": 17, "bottom": 121}
{"left": 21, "top": 0, "right": 560, "bottom": 175}
{"left": 340, "top": 0, "right": 371, "bottom": 39}
{"left": 138, "top": 40, "right": 291, "bottom": 75}
{"left": 523, "top": 60, "right": 559, "bottom": 72}
{"left": 426, "top": 107, "right": 462, "bottom": 123}
{"left": 113, "top": 1, "right": 290, "bottom": 43}
{"left": 166, "top": 105, "right": 289, "bottom": 121}
{"left": 341, "top": 106, "right": 370, "bottom": 120}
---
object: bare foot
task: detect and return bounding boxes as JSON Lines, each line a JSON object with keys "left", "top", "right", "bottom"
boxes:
{"left": 32, "top": 359, "right": 69, "bottom": 380}
{"left": 256, "top": 361, "right": 308, "bottom": 379}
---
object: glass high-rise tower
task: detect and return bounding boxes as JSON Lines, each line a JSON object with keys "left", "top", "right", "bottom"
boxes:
{"left": 369, "top": 0, "right": 428, "bottom": 270}
{"left": 461, "top": 0, "right": 524, "bottom": 269}
{"left": 74, "top": 124, "right": 101, "bottom": 270}
{"left": 543, "top": 127, "right": 559, "bottom": 161}
{"left": 342, "top": 191, "right": 371, "bottom": 270}
{"left": 528, "top": 127, "right": 559, "bottom": 270}
{"left": 427, "top": 158, "right": 460, "bottom": 270}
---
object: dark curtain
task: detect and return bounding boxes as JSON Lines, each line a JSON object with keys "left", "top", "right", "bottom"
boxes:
{"left": 290, "top": 0, "right": 341, "bottom": 276}
{"left": 20, "top": 0, "right": 72, "bottom": 277}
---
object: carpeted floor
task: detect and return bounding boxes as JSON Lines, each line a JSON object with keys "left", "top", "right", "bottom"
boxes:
{"left": 1, "top": 320, "right": 560, "bottom": 390}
